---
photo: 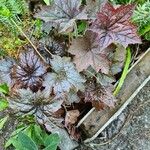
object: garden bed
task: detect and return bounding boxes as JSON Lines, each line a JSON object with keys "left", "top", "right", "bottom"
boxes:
{"left": 0, "top": 0, "right": 150, "bottom": 150}
{"left": 77, "top": 81, "right": 150, "bottom": 150}
{"left": 79, "top": 48, "right": 150, "bottom": 142}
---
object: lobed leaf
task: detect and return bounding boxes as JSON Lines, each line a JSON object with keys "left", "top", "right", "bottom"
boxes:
{"left": 43, "top": 55, "right": 85, "bottom": 103}
{"left": 9, "top": 88, "right": 63, "bottom": 116}
{"left": 85, "top": 85, "right": 116, "bottom": 108}
{"left": 0, "top": 58, "right": 14, "bottom": 86}
{"left": 12, "top": 50, "right": 47, "bottom": 91}
{"left": 68, "top": 31, "right": 111, "bottom": 73}
{"left": 88, "top": 2, "right": 141, "bottom": 50}
{"left": 35, "top": 0, "right": 87, "bottom": 33}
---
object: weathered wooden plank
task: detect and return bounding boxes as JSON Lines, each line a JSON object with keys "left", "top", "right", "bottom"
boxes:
{"left": 79, "top": 49, "right": 150, "bottom": 142}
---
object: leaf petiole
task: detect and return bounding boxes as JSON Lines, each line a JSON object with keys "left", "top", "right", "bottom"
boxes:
{"left": 113, "top": 47, "right": 131, "bottom": 96}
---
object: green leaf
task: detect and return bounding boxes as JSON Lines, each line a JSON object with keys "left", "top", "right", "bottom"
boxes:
{"left": 145, "top": 31, "right": 150, "bottom": 40}
{"left": 0, "top": 83, "right": 9, "bottom": 94}
{"left": 77, "top": 21, "right": 87, "bottom": 34}
{"left": 43, "top": 0, "right": 50, "bottom": 5}
{"left": 32, "top": 125, "right": 45, "bottom": 145}
{"left": 5, "top": 137, "right": 16, "bottom": 148}
{"left": 44, "top": 133, "right": 60, "bottom": 150}
{"left": 0, "top": 0, "right": 27, "bottom": 34}
{"left": 23, "top": 125, "right": 34, "bottom": 138}
{"left": 0, "top": 98, "right": 9, "bottom": 111}
{"left": 17, "top": 132, "right": 38, "bottom": 150}
{"left": 5, "top": 126, "right": 27, "bottom": 148}
{"left": 11, "top": 138, "right": 27, "bottom": 150}
{"left": 44, "top": 144, "right": 57, "bottom": 150}
{"left": 139, "top": 24, "right": 150, "bottom": 36}
{"left": 11, "top": 126, "right": 27, "bottom": 137}
{"left": 0, "top": 116, "right": 8, "bottom": 130}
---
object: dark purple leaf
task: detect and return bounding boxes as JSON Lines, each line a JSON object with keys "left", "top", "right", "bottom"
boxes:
{"left": 12, "top": 50, "right": 47, "bottom": 91}
{"left": 88, "top": 2, "right": 141, "bottom": 50}
{"left": 85, "top": 84, "right": 116, "bottom": 108}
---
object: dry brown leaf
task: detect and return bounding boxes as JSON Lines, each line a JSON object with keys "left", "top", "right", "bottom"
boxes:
{"left": 65, "top": 110, "right": 80, "bottom": 127}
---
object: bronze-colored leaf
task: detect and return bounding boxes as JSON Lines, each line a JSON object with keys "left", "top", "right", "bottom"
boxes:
{"left": 65, "top": 110, "right": 80, "bottom": 127}
{"left": 68, "top": 31, "right": 111, "bottom": 73}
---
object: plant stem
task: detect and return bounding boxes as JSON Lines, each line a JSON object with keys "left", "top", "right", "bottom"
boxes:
{"left": 113, "top": 47, "right": 131, "bottom": 96}
{"left": 11, "top": 19, "right": 46, "bottom": 62}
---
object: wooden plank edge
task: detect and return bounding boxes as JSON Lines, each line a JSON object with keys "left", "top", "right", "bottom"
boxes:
{"left": 77, "top": 49, "right": 150, "bottom": 128}
{"left": 84, "top": 75, "right": 150, "bottom": 143}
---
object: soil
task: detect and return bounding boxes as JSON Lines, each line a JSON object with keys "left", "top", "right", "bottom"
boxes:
{"left": 77, "top": 81, "right": 150, "bottom": 150}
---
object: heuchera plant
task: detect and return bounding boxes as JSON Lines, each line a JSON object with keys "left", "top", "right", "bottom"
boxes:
{"left": 0, "top": 1, "right": 141, "bottom": 139}
{"left": 35, "top": 0, "right": 87, "bottom": 33}
{"left": 13, "top": 50, "right": 47, "bottom": 91}
{"left": 88, "top": 3, "right": 141, "bottom": 50}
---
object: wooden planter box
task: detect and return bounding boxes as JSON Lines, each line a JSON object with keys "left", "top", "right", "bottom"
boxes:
{"left": 77, "top": 48, "right": 150, "bottom": 143}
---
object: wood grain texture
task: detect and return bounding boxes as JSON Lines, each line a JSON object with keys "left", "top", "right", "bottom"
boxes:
{"left": 79, "top": 49, "right": 150, "bottom": 141}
